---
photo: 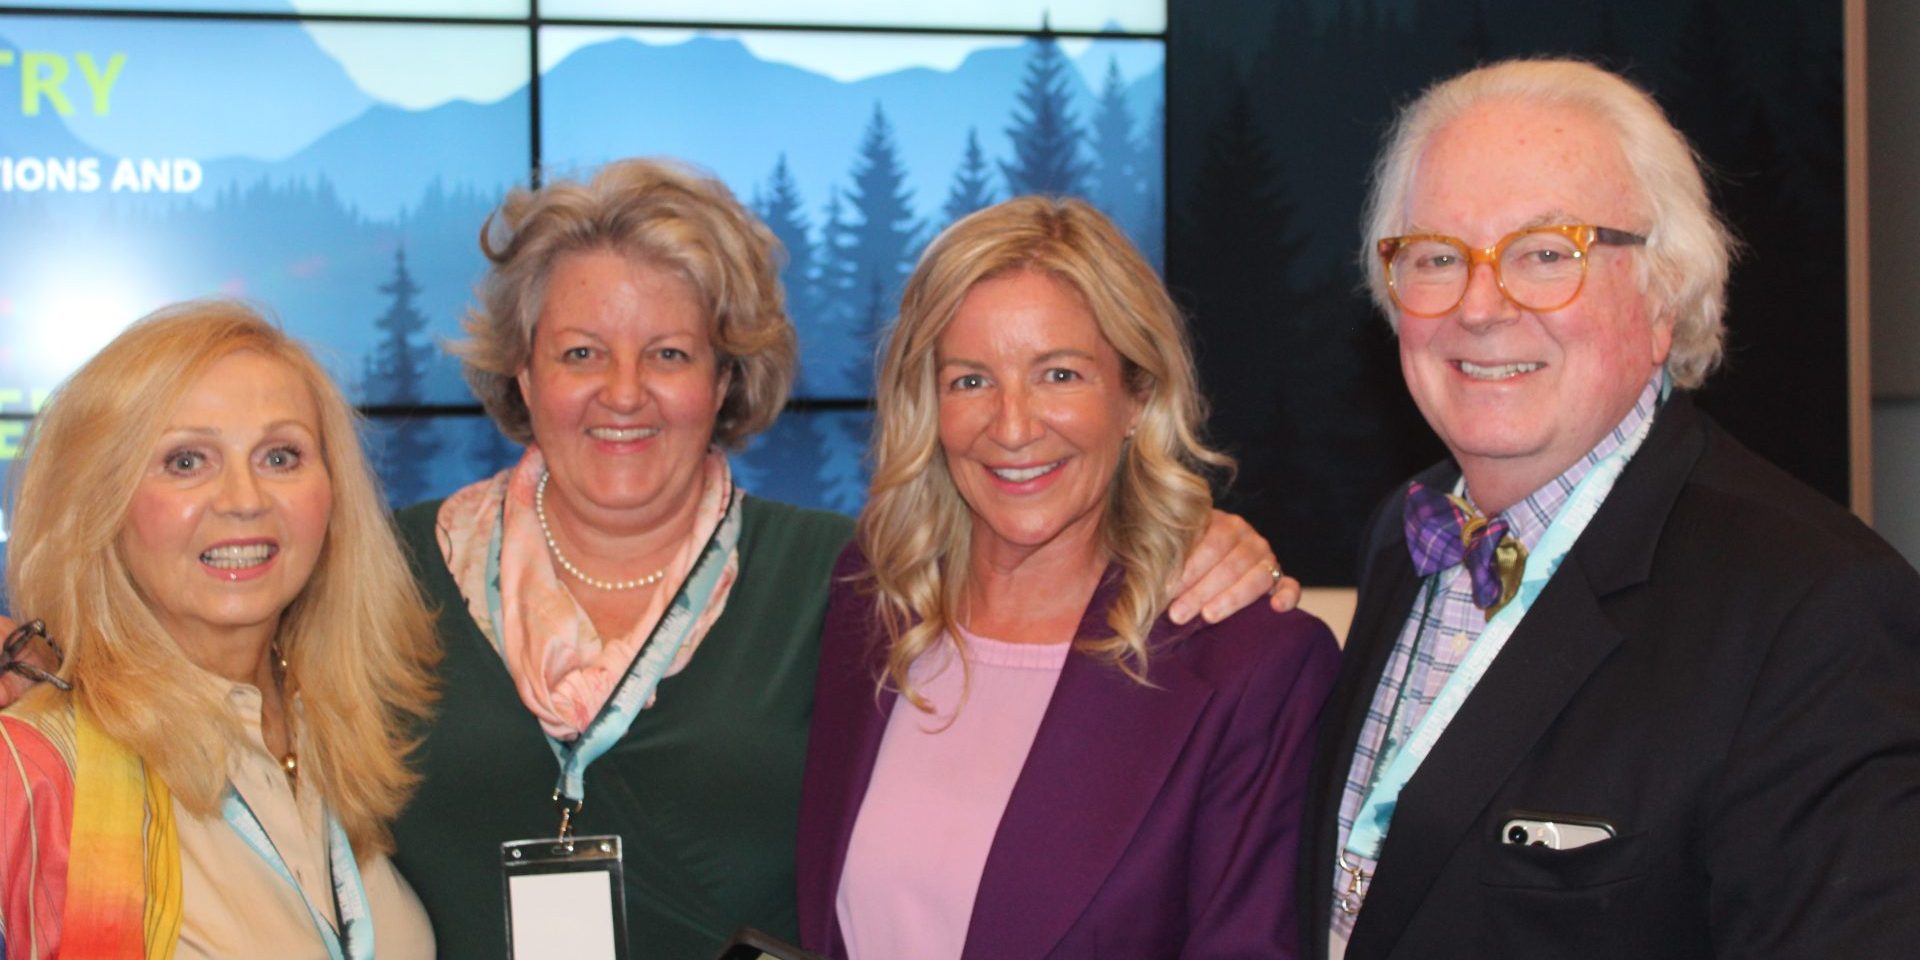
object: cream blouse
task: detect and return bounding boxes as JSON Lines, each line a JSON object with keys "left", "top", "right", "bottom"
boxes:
{"left": 173, "top": 669, "right": 433, "bottom": 959}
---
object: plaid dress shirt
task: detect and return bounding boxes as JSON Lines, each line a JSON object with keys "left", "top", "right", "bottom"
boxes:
{"left": 1329, "top": 372, "right": 1665, "bottom": 949}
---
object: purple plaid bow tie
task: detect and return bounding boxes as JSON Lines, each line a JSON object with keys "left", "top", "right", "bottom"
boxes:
{"left": 1402, "top": 481, "right": 1528, "bottom": 615}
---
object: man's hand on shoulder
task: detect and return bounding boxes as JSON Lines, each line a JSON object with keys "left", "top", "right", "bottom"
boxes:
{"left": 1170, "top": 509, "right": 1302, "bottom": 625}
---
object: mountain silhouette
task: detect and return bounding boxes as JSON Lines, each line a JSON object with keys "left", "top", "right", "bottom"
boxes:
{"left": 205, "top": 91, "right": 529, "bottom": 220}
{"left": 541, "top": 33, "right": 1160, "bottom": 228}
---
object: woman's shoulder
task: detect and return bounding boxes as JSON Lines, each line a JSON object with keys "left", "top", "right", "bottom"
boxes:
{"left": 813, "top": 544, "right": 886, "bottom": 690}
{"left": 391, "top": 498, "right": 458, "bottom": 598}
{"left": 741, "top": 495, "right": 856, "bottom": 539}
{"left": 396, "top": 467, "right": 508, "bottom": 547}
{"left": 1164, "top": 605, "right": 1340, "bottom": 688}
{"left": 0, "top": 694, "right": 77, "bottom": 806}
{"left": 393, "top": 497, "right": 450, "bottom": 562}
{"left": 739, "top": 496, "right": 856, "bottom": 561}
{"left": 394, "top": 497, "right": 444, "bottom": 533}
{"left": 0, "top": 698, "right": 75, "bottom": 960}
{"left": 1, "top": 691, "right": 76, "bottom": 756}
{"left": 821, "top": 543, "right": 882, "bottom": 623}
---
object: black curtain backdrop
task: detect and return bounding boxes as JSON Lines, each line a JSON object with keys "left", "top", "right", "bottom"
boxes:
{"left": 1164, "top": 0, "right": 1846, "bottom": 584}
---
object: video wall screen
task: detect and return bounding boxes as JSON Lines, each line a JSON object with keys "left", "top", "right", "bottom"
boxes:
{"left": 0, "top": 3, "right": 1165, "bottom": 521}
{"left": 540, "top": 1, "right": 1163, "bottom": 32}
{"left": 0, "top": 15, "right": 530, "bottom": 406}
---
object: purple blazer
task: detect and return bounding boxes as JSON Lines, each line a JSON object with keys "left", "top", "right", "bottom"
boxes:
{"left": 796, "top": 546, "right": 1340, "bottom": 959}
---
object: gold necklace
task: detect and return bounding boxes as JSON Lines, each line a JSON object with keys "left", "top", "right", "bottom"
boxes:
{"left": 270, "top": 642, "right": 297, "bottom": 787}
{"left": 534, "top": 470, "right": 668, "bottom": 591}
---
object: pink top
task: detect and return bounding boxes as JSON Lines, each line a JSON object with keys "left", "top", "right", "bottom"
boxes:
{"left": 835, "top": 627, "right": 1071, "bottom": 960}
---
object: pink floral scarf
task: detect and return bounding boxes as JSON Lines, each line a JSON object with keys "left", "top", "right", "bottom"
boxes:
{"left": 436, "top": 446, "right": 740, "bottom": 740}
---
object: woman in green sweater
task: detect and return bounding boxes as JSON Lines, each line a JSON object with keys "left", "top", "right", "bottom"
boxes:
{"left": 385, "top": 158, "right": 1297, "bottom": 959}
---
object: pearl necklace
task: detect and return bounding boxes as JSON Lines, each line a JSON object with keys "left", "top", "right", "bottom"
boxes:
{"left": 534, "top": 470, "right": 668, "bottom": 591}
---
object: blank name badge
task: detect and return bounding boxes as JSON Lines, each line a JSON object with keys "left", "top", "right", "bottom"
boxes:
{"left": 502, "top": 835, "right": 629, "bottom": 960}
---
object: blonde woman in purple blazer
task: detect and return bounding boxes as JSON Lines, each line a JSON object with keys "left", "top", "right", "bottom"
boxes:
{"left": 797, "top": 197, "right": 1339, "bottom": 960}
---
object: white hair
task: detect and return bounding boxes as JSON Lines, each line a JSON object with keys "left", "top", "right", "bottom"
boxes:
{"left": 1359, "top": 58, "right": 1735, "bottom": 388}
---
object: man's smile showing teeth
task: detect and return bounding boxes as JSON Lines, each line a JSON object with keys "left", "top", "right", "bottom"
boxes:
{"left": 588, "top": 426, "right": 660, "bottom": 441}
{"left": 200, "top": 543, "right": 277, "bottom": 570}
{"left": 990, "top": 460, "right": 1065, "bottom": 483}
{"left": 1457, "top": 360, "right": 1543, "bottom": 380}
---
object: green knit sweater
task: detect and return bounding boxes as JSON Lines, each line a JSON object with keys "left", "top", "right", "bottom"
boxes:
{"left": 389, "top": 495, "right": 853, "bottom": 960}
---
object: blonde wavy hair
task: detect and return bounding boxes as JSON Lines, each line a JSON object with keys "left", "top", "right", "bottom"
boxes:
{"left": 1360, "top": 58, "right": 1736, "bottom": 388}
{"left": 861, "top": 196, "right": 1230, "bottom": 709}
{"left": 453, "top": 157, "right": 796, "bottom": 449}
{"left": 6, "top": 300, "right": 438, "bottom": 856}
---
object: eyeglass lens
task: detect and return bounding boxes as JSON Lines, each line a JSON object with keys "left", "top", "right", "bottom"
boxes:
{"left": 1390, "top": 230, "right": 1587, "bottom": 314}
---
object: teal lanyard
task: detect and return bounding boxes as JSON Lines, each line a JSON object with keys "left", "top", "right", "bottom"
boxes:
{"left": 220, "top": 787, "right": 372, "bottom": 960}
{"left": 1368, "top": 579, "right": 1444, "bottom": 782}
{"left": 486, "top": 486, "right": 745, "bottom": 824}
{"left": 1345, "top": 405, "right": 1657, "bottom": 860}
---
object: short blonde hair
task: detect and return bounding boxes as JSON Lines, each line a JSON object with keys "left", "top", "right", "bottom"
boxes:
{"left": 6, "top": 300, "right": 438, "bottom": 855}
{"left": 454, "top": 158, "right": 796, "bottom": 448}
{"left": 861, "top": 196, "right": 1230, "bottom": 708}
{"left": 1360, "top": 58, "right": 1735, "bottom": 388}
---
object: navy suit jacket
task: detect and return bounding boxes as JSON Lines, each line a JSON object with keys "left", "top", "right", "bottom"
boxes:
{"left": 1300, "top": 394, "right": 1920, "bottom": 959}
{"left": 798, "top": 546, "right": 1339, "bottom": 959}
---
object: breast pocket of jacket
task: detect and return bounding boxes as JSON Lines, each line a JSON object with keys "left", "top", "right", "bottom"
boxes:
{"left": 1478, "top": 827, "right": 1646, "bottom": 891}
{"left": 1472, "top": 830, "right": 1650, "bottom": 954}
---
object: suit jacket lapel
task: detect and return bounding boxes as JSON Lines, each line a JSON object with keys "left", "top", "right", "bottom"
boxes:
{"left": 795, "top": 601, "right": 896, "bottom": 956}
{"left": 1343, "top": 396, "right": 1707, "bottom": 959}
{"left": 959, "top": 581, "right": 1214, "bottom": 960}
{"left": 1345, "top": 557, "right": 1625, "bottom": 957}
{"left": 1303, "top": 507, "right": 1425, "bottom": 959}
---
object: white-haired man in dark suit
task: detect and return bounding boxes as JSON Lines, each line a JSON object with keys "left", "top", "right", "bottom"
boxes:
{"left": 1301, "top": 58, "right": 1920, "bottom": 960}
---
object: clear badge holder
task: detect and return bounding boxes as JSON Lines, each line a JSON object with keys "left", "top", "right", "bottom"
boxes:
{"left": 502, "top": 832, "right": 630, "bottom": 960}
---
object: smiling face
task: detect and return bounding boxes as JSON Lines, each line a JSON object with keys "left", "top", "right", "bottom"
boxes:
{"left": 517, "top": 249, "right": 729, "bottom": 534}
{"left": 118, "top": 350, "right": 333, "bottom": 662}
{"left": 937, "top": 269, "right": 1142, "bottom": 570}
{"left": 1396, "top": 98, "right": 1673, "bottom": 513}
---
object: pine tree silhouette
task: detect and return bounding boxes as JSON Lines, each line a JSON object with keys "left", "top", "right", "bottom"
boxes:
{"left": 1184, "top": 84, "right": 1306, "bottom": 317}
{"left": 761, "top": 154, "right": 816, "bottom": 297}
{"left": 816, "top": 186, "right": 859, "bottom": 395}
{"left": 1001, "top": 33, "right": 1090, "bottom": 197}
{"left": 1139, "top": 99, "right": 1166, "bottom": 273}
{"left": 757, "top": 154, "right": 822, "bottom": 392}
{"left": 742, "top": 412, "right": 826, "bottom": 507}
{"left": 1178, "top": 77, "right": 1395, "bottom": 584}
{"left": 815, "top": 414, "right": 870, "bottom": 515}
{"left": 1089, "top": 56, "right": 1146, "bottom": 242}
{"left": 942, "top": 127, "right": 997, "bottom": 227}
{"left": 843, "top": 103, "right": 921, "bottom": 392}
{"left": 847, "top": 274, "right": 889, "bottom": 394}
{"left": 365, "top": 245, "right": 440, "bottom": 505}
{"left": 468, "top": 419, "right": 521, "bottom": 478}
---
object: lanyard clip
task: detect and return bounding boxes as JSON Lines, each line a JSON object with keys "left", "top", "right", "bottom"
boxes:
{"left": 1336, "top": 853, "right": 1372, "bottom": 916}
{"left": 554, "top": 790, "right": 584, "bottom": 842}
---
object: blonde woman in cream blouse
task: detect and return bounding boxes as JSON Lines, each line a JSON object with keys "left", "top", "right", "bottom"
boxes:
{"left": 0, "top": 301, "right": 438, "bottom": 959}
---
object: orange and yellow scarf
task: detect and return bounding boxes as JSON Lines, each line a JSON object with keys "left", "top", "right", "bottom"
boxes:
{"left": 0, "top": 701, "right": 180, "bottom": 959}
{"left": 67, "top": 707, "right": 181, "bottom": 959}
